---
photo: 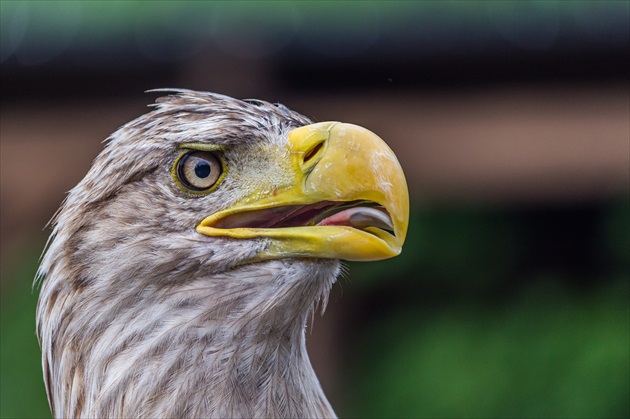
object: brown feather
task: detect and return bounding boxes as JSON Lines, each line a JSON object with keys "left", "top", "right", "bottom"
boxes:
{"left": 37, "top": 91, "right": 337, "bottom": 418}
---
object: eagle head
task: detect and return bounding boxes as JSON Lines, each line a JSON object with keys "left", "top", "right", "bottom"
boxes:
{"left": 36, "top": 90, "right": 409, "bottom": 418}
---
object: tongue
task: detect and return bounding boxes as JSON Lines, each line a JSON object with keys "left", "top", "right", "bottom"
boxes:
{"left": 317, "top": 206, "right": 394, "bottom": 232}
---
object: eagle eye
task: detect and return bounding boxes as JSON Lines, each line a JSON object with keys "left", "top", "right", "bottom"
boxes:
{"left": 174, "top": 150, "right": 223, "bottom": 193}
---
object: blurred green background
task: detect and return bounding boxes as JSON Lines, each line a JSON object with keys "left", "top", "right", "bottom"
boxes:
{"left": 1, "top": 1, "right": 628, "bottom": 418}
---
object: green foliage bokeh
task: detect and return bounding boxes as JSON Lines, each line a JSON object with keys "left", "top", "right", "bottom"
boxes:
{"left": 342, "top": 200, "right": 629, "bottom": 418}
{"left": 1, "top": 248, "right": 51, "bottom": 419}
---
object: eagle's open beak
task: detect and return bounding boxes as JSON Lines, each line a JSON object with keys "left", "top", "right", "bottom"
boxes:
{"left": 197, "top": 122, "right": 409, "bottom": 262}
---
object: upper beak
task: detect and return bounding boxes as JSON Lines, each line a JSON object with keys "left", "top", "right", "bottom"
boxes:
{"left": 197, "top": 122, "right": 409, "bottom": 262}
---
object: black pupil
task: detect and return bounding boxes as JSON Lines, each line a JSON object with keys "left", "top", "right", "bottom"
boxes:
{"left": 195, "top": 161, "right": 211, "bottom": 178}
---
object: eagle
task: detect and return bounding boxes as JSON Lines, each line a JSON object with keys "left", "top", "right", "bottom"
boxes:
{"left": 36, "top": 90, "right": 409, "bottom": 418}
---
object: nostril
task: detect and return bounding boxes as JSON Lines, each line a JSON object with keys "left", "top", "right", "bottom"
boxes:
{"left": 303, "top": 141, "right": 324, "bottom": 166}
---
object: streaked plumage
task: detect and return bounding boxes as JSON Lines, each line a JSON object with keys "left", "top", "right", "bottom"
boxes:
{"left": 36, "top": 90, "right": 408, "bottom": 418}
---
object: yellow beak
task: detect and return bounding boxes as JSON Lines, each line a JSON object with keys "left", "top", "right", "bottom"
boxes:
{"left": 197, "top": 122, "right": 409, "bottom": 262}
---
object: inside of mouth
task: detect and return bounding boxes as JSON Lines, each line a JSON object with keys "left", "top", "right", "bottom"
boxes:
{"left": 212, "top": 201, "right": 395, "bottom": 236}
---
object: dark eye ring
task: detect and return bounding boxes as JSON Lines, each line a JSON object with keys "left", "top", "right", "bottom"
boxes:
{"left": 176, "top": 151, "right": 223, "bottom": 192}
